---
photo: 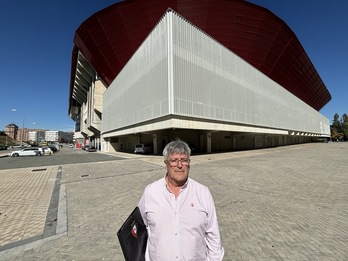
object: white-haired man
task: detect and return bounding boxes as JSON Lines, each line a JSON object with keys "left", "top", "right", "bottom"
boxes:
{"left": 138, "top": 139, "right": 224, "bottom": 260}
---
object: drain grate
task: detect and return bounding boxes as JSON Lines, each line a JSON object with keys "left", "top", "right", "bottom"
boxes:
{"left": 80, "top": 174, "right": 90, "bottom": 178}
{"left": 32, "top": 168, "right": 47, "bottom": 172}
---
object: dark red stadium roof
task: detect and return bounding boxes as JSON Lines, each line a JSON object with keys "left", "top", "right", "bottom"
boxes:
{"left": 69, "top": 0, "right": 331, "bottom": 111}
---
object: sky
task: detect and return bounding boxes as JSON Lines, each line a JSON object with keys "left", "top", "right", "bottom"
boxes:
{"left": 0, "top": 1, "right": 346, "bottom": 132}
{"left": 248, "top": 0, "right": 348, "bottom": 122}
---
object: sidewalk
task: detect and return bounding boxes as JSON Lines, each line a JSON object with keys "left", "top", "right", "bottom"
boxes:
{"left": 0, "top": 142, "right": 347, "bottom": 260}
{"left": 0, "top": 150, "right": 9, "bottom": 158}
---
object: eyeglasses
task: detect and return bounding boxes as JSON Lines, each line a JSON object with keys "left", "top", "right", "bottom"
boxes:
{"left": 165, "top": 158, "right": 190, "bottom": 167}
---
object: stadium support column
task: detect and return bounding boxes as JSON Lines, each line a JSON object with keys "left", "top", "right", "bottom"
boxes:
{"left": 153, "top": 134, "right": 157, "bottom": 155}
{"left": 207, "top": 132, "right": 212, "bottom": 153}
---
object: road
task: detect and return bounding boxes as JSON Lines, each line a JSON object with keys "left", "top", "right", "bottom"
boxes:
{"left": 0, "top": 147, "right": 125, "bottom": 170}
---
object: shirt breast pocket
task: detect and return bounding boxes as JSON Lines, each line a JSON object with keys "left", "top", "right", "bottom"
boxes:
{"left": 183, "top": 204, "right": 208, "bottom": 230}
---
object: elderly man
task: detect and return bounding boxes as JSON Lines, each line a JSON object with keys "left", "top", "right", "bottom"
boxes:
{"left": 138, "top": 139, "right": 224, "bottom": 261}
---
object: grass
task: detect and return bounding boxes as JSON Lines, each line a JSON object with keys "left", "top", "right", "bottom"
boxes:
{"left": 0, "top": 134, "right": 16, "bottom": 146}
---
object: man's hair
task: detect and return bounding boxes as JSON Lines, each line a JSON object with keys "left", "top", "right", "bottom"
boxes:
{"left": 163, "top": 139, "right": 191, "bottom": 160}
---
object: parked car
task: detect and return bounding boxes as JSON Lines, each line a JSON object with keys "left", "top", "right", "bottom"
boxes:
{"left": 37, "top": 147, "right": 44, "bottom": 155}
{"left": 134, "top": 143, "right": 153, "bottom": 154}
{"left": 0, "top": 145, "right": 8, "bottom": 150}
{"left": 42, "top": 147, "right": 53, "bottom": 156}
{"left": 48, "top": 145, "right": 58, "bottom": 152}
{"left": 9, "top": 147, "right": 43, "bottom": 157}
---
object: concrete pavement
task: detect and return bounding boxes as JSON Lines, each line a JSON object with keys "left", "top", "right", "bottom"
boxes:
{"left": 0, "top": 142, "right": 347, "bottom": 260}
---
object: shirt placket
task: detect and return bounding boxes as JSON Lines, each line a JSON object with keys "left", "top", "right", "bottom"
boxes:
{"left": 166, "top": 186, "right": 183, "bottom": 260}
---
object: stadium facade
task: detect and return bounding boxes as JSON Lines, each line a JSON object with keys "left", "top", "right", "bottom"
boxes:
{"left": 68, "top": 0, "right": 331, "bottom": 154}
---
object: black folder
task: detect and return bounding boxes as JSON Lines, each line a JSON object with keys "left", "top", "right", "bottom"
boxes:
{"left": 117, "top": 207, "right": 148, "bottom": 261}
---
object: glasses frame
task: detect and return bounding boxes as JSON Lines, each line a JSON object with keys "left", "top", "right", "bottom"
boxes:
{"left": 165, "top": 158, "right": 191, "bottom": 167}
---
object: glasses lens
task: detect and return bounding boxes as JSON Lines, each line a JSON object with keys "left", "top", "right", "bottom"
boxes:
{"left": 168, "top": 159, "right": 190, "bottom": 166}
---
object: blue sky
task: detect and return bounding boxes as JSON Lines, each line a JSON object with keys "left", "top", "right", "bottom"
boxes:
{"left": 1, "top": 1, "right": 346, "bottom": 132}
{"left": 248, "top": 0, "right": 348, "bottom": 123}
{"left": 0, "top": 1, "right": 116, "bottom": 131}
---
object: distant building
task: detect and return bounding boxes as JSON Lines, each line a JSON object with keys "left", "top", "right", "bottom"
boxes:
{"left": 28, "top": 131, "right": 46, "bottom": 143}
{"left": 45, "top": 131, "right": 73, "bottom": 143}
{"left": 28, "top": 131, "right": 37, "bottom": 142}
{"left": 16, "top": 128, "right": 29, "bottom": 143}
{"left": 5, "top": 123, "right": 72, "bottom": 145}
{"left": 45, "top": 131, "right": 59, "bottom": 142}
{"left": 5, "top": 123, "right": 18, "bottom": 140}
{"left": 37, "top": 131, "right": 46, "bottom": 143}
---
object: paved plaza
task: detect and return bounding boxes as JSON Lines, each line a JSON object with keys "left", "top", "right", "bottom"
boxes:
{"left": 0, "top": 142, "right": 347, "bottom": 260}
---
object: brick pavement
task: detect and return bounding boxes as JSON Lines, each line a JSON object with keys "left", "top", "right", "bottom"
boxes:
{"left": 0, "top": 142, "right": 347, "bottom": 260}
{"left": 0, "top": 166, "right": 58, "bottom": 248}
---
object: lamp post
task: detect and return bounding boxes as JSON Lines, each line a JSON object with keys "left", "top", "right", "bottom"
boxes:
{"left": 12, "top": 109, "right": 25, "bottom": 147}
{"left": 21, "top": 116, "right": 25, "bottom": 147}
{"left": 32, "top": 122, "right": 41, "bottom": 145}
{"left": 5, "top": 109, "right": 15, "bottom": 146}
{"left": 5, "top": 126, "right": 10, "bottom": 146}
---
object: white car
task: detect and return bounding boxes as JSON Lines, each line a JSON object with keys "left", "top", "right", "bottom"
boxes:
{"left": 9, "top": 147, "right": 43, "bottom": 157}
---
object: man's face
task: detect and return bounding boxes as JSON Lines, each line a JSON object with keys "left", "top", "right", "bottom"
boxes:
{"left": 165, "top": 153, "right": 190, "bottom": 186}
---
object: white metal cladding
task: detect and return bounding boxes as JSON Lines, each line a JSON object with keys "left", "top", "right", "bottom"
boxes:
{"left": 102, "top": 13, "right": 170, "bottom": 134}
{"left": 171, "top": 12, "right": 330, "bottom": 135}
{"left": 102, "top": 9, "right": 330, "bottom": 136}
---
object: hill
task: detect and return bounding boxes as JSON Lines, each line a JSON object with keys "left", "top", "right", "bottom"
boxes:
{"left": 0, "top": 133, "right": 16, "bottom": 146}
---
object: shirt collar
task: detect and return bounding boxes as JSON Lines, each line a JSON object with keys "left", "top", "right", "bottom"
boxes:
{"left": 164, "top": 174, "right": 189, "bottom": 191}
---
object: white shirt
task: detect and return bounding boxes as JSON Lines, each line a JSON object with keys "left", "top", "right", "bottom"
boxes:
{"left": 138, "top": 176, "right": 224, "bottom": 261}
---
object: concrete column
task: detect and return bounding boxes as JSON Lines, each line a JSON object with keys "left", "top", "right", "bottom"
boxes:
{"left": 207, "top": 132, "right": 212, "bottom": 153}
{"left": 153, "top": 134, "right": 157, "bottom": 155}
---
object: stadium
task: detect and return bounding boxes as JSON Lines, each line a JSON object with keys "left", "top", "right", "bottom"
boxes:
{"left": 68, "top": 0, "right": 331, "bottom": 154}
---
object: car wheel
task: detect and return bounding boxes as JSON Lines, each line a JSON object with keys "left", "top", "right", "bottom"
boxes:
{"left": 36, "top": 153, "right": 41, "bottom": 156}
{"left": 12, "top": 153, "right": 19, "bottom": 157}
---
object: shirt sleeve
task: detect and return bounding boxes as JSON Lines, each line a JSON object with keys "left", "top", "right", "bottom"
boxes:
{"left": 138, "top": 187, "right": 151, "bottom": 260}
{"left": 205, "top": 190, "right": 225, "bottom": 261}
{"left": 138, "top": 188, "right": 147, "bottom": 226}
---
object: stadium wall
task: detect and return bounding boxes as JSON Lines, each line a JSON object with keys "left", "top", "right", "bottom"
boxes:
{"left": 102, "top": 10, "right": 330, "bottom": 142}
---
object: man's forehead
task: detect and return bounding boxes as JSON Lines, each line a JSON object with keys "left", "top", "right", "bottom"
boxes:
{"left": 168, "top": 153, "right": 189, "bottom": 158}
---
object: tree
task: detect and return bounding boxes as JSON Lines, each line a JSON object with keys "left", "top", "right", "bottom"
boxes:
{"left": 341, "top": 113, "right": 348, "bottom": 140}
{"left": 331, "top": 113, "right": 347, "bottom": 141}
{"left": 332, "top": 113, "right": 341, "bottom": 132}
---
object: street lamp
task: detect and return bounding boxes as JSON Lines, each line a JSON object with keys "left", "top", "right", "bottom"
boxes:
{"left": 5, "top": 109, "right": 17, "bottom": 146}
{"left": 12, "top": 109, "right": 25, "bottom": 147}
{"left": 32, "top": 122, "right": 41, "bottom": 144}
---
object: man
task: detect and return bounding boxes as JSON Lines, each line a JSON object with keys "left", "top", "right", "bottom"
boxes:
{"left": 138, "top": 139, "right": 224, "bottom": 260}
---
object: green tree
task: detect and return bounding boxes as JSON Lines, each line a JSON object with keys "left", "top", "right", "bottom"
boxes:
{"left": 331, "top": 113, "right": 347, "bottom": 141}
{"left": 332, "top": 113, "right": 341, "bottom": 132}
{"left": 341, "top": 113, "right": 348, "bottom": 140}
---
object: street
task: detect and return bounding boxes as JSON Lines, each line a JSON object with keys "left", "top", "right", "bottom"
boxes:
{"left": 0, "top": 146, "right": 124, "bottom": 170}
